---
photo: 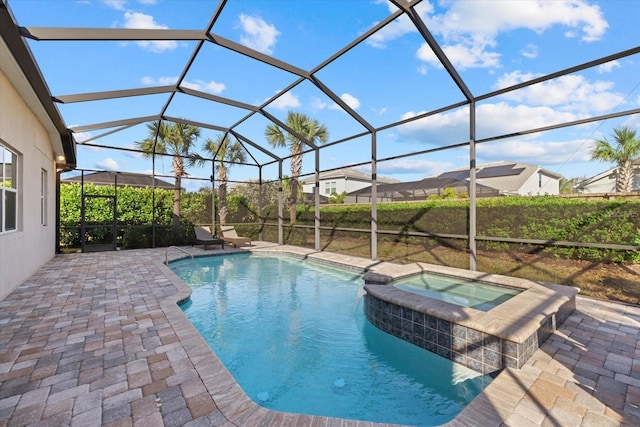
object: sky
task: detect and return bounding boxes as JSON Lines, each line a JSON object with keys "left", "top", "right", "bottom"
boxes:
{"left": 7, "top": 0, "right": 640, "bottom": 192}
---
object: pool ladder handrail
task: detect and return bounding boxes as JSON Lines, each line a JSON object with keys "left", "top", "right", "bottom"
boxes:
{"left": 165, "top": 246, "right": 194, "bottom": 265}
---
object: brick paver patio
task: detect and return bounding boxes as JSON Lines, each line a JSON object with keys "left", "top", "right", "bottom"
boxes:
{"left": 0, "top": 246, "right": 639, "bottom": 426}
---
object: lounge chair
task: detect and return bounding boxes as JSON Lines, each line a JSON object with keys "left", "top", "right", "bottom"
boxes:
{"left": 193, "top": 226, "right": 224, "bottom": 249}
{"left": 220, "top": 225, "right": 251, "bottom": 247}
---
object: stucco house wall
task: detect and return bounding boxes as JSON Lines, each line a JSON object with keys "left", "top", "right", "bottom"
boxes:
{"left": 518, "top": 170, "right": 561, "bottom": 196}
{"left": 577, "top": 165, "right": 640, "bottom": 194}
{"left": 580, "top": 173, "right": 617, "bottom": 193}
{"left": 303, "top": 178, "right": 373, "bottom": 197}
{"left": 0, "top": 69, "right": 57, "bottom": 300}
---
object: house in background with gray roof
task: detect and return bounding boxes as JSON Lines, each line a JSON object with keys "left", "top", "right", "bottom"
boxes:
{"left": 63, "top": 171, "right": 175, "bottom": 190}
{"left": 301, "top": 167, "right": 399, "bottom": 202}
{"left": 440, "top": 161, "right": 561, "bottom": 196}
{"left": 575, "top": 159, "right": 640, "bottom": 194}
{"left": 349, "top": 176, "right": 501, "bottom": 203}
{"left": 347, "top": 161, "right": 561, "bottom": 203}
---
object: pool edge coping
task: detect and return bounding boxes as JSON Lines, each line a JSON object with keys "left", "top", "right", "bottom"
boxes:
{"left": 155, "top": 252, "right": 406, "bottom": 427}
{"left": 157, "top": 244, "right": 576, "bottom": 426}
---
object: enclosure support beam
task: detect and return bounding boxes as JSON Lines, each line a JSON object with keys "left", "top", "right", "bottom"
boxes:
{"left": 151, "top": 128, "right": 159, "bottom": 249}
{"left": 151, "top": 158, "right": 156, "bottom": 247}
{"left": 314, "top": 149, "right": 320, "bottom": 251}
{"left": 258, "top": 166, "right": 264, "bottom": 242}
{"left": 371, "top": 132, "right": 378, "bottom": 261}
{"left": 469, "top": 101, "right": 477, "bottom": 271}
{"left": 80, "top": 172, "right": 85, "bottom": 252}
{"left": 278, "top": 161, "right": 284, "bottom": 245}
{"left": 211, "top": 161, "right": 216, "bottom": 235}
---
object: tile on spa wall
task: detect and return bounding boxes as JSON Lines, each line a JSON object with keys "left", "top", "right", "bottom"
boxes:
{"left": 452, "top": 324, "right": 467, "bottom": 340}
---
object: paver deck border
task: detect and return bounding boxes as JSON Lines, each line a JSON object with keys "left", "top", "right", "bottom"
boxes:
{"left": 1, "top": 244, "right": 638, "bottom": 427}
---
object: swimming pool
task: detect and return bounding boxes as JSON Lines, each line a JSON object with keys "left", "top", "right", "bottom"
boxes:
{"left": 392, "top": 273, "right": 522, "bottom": 311}
{"left": 171, "top": 253, "right": 493, "bottom": 426}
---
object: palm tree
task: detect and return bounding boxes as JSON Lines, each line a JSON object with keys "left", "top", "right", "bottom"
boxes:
{"left": 328, "top": 191, "right": 347, "bottom": 204}
{"left": 591, "top": 126, "right": 640, "bottom": 192}
{"left": 265, "top": 111, "right": 328, "bottom": 223}
{"left": 203, "top": 133, "right": 247, "bottom": 227}
{"left": 135, "top": 120, "right": 201, "bottom": 228}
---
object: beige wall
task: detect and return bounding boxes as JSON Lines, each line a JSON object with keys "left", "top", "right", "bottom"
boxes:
{"left": 0, "top": 70, "right": 57, "bottom": 300}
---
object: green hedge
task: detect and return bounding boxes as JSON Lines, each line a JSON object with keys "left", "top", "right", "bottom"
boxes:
{"left": 60, "top": 183, "right": 208, "bottom": 249}
{"left": 60, "top": 184, "right": 640, "bottom": 261}
{"left": 293, "top": 197, "right": 640, "bottom": 262}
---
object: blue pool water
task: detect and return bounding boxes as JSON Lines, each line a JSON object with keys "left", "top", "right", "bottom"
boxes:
{"left": 393, "top": 274, "right": 522, "bottom": 312}
{"left": 172, "top": 253, "right": 492, "bottom": 426}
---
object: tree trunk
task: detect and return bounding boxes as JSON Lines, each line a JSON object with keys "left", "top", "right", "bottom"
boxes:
{"left": 219, "top": 185, "right": 227, "bottom": 226}
{"left": 173, "top": 176, "right": 181, "bottom": 229}
{"left": 218, "top": 165, "right": 228, "bottom": 226}
{"left": 617, "top": 161, "right": 633, "bottom": 192}
{"left": 289, "top": 178, "right": 298, "bottom": 223}
{"left": 290, "top": 144, "right": 302, "bottom": 223}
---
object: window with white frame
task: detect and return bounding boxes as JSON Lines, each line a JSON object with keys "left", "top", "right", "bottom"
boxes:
{"left": 324, "top": 181, "right": 337, "bottom": 195}
{"left": 41, "top": 168, "right": 47, "bottom": 226}
{"left": 1, "top": 143, "right": 18, "bottom": 233}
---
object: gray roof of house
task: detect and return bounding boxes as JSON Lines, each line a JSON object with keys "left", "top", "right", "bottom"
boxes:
{"left": 348, "top": 176, "right": 500, "bottom": 199}
{"left": 346, "top": 160, "right": 562, "bottom": 199}
{"left": 301, "top": 167, "right": 399, "bottom": 184}
{"left": 63, "top": 171, "right": 175, "bottom": 189}
{"left": 439, "top": 161, "right": 562, "bottom": 193}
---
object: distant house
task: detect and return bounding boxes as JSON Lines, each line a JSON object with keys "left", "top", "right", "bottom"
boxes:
{"left": 301, "top": 167, "right": 399, "bottom": 203}
{"left": 575, "top": 159, "right": 640, "bottom": 193}
{"left": 349, "top": 176, "right": 500, "bottom": 203}
{"left": 439, "top": 161, "right": 561, "bottom": 196}
{"left": 347, "top": 161, "right": 561, "bottom": 203}
{"left": 63, "top": 171, "right": 175, "bottom": 190}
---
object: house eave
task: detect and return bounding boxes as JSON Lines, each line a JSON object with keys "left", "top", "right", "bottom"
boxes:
{"left": 0, "top": 3, "right": 76, "bottom": 168}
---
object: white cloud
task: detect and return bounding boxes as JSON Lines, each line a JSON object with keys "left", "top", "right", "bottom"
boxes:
{"left": 372, "top": 106, "right": 387, "bottom": 115}
{"left": 269, "top": 91, "right": 300, "bottom": 109}
{"left": 341, "top": 93, "right": 360, "bottom": 110}
{"left": 123, "top": 12, "right": 177, "bottom": 52}
{"left": 394, "top": 101, "right": 604, "bottom": 168}
{"left": 371, "top": 1, "right": 607, "bottom": 71}
{"left": 142, "top": 75, "right": 226, "bottom": 94}
{"left": 72, "top": 131, "right": 92, "bottom": 143}
{"left": 494, "top": 70, "right": 541, "bottom": 88}
{"left": 141, "top": 75, "right": 178, "bottom": 86}
{"left": 138, "top": 0, "right": 157, "bottom": 5}
{"left": 374, "top": 159, "right": 455, "bottom": 177}
{"left": 521, "top": 43, "right": 538, "bottom": 59}
{"left": 329, "top": 93, "right": 360, "bottom": 111}
{"left": 494, "top": 72, "right": 625, "bottom": 114}
{"left": 477, "top": 138, "right": 593, "bottom": 164}
{"left": 101, "top": 0, "right": 126, "bottom": 10}
{"left": 310, "top": 97, "right": 329, "bottom": 110}
{"left": 96, "top": 157, "right": 120, "bottom": 170}
{"left": 204, "top": 81, "right": 226, "bottom": 94}
{"left": 428, "top": 1, "right": 608, "bottom": 43}
{"left": 311, "top": 93, "right": 360, "bottom": 111}
{"left": 399, "top": 102, "right": 579, "bottom": 144}
{"left": 416, "top": 41, "right": 501, "bottom": 70}
{"left": 238, "top": 14, "right": 280, "bottom": 55}
{"left": 598, "top": 60, "right": 621, "bottom": 73}
{"left": 623, "top": 113, "right": 640, "bottom": 129}
{"left": 366, "top": 2, "right": 434, "bottom": 48}
{"left": 181, "top": 79, "right": 226, "bottom": 94}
